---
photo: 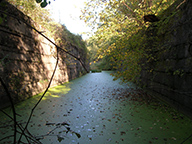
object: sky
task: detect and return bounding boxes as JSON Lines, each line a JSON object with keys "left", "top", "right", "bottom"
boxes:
{"left": 47, "top": 0, "right": 92, "bottom": 40}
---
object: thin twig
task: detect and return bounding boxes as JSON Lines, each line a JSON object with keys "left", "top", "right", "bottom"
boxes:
{"left": 155, "top": 0, "right": 164, "bottom": 14}
{"left": 121, "top": 1, "right": 142, "bottom": 26}
{"left": 176, "top": 0, "right": 187, "bottom": 9}
{"left": 16, "top": 129, "right": 42, "bottom": 144}
{"left": 18, "top": 46, "right": 59, "bottom": 142}
{"left": 0, "top": 109, "right": 13, "bottom": 120}
{"left": 0, "top": 110, "right": 34, "bottom": 143}
{"left": 0, "top": 135, "right": 14, "bottom": 142}
{"left": 46, "top": 126, "right": 60, "bottom": 136}
{"left": 0, "top": 78, "right": 17, "bottom": 143}
{"left": 0, "top": 5, "right": 88, "bottom": 143}
{"left": 180, "top": 134, "right": 192, "bottom": 144}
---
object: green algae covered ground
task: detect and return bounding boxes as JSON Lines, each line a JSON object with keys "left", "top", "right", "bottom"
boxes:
{"left": 0, "top": 71, "right": 192, "bottom": 144}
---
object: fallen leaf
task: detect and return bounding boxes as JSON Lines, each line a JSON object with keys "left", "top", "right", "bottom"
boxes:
{"left": 120, "top": 131, "right": 126, "bottom": 135}
{"left": 74, "top": 132, "right": 81, "bottom": 138}
{"left": 46, "top": 123, "right": 55, "bottom": 126}
{"left": 61, "top": 122, "right": 70, "bottom": 126}
{"left": 57, "top": 136, "right": 64, "bottom": 142}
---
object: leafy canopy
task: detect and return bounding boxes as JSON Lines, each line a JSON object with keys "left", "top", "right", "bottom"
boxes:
{"left": 81, "top": 0, "right": 175, "bottom": 82}
{"left": 35, "top": 0, "right": 50, "bottom": 8}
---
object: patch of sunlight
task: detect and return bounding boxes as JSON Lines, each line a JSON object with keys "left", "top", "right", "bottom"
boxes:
{"left": 48, "top": 85, "right": 71, "bottom": 95}
{"left": 10, "top": 83, "right": 72, "bottom": 111}
{"left": 27, "top": 82, "right": 71, "bottom": 102}
{"left": 42, "top": 94, "right": 60, "bottom": 100}
{"left": 41, "top": 83, "right": 71, "bottom": 99}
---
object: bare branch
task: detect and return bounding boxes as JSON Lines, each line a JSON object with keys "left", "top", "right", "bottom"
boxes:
{"left": 180, "top": 134, "right": 192, "bottom": 144}
{"left": 18, "top": 46, "right": 59, "bottom": 142}
{"left": 0, "top": 135, "right": 14, "bottom": 142}
{"left": 0, "top": 77, "right": 17, "bottom": 143}
{"left": 121, "top": 1, "right": 143, "bottom": 26}
{"left": 0, "top": 4, "right": 88, "bottom": 143}
{"left": 155, "top": 0, "right": 164, "bottom": 14}
{"left": 176, "top": 0, "right": 187, "bottom": 9}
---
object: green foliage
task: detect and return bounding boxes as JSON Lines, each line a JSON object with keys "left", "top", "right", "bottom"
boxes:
{"left": 0, "top": 17, "right": 3, "bottom": 23}
{"left": 8, "top": 0, "right": 52, "bottom": 28}
{"left": 97, "top": 56, "right": 113, "bottom": 70}
{"left": 40, "top": 1, "right": 48, "bottom": 8}
{"left": 86, "top": 37, "right": 100, "bottom": 62}
{"left": 6, "top": 0, "right": 88, "bottom": 55}
{"left": 91, "top": 69, "right": 102, "bottom": 73}
{"left": 173, "top": 69, "right": 185, "bottom": 77}
{"left": 53, "top": 24, "right": 87, "bottom": 51}
{"left": 82, "top": 0, "right": 176, "bottom": 83}
{"left": 35, "top": 0, "right": 42, "bottom": 3}
{"left": 35, "top": 0, "right": 50, "bottom": 8}
{"left": 0, "top": 1, "right": 8, "bottom": 24}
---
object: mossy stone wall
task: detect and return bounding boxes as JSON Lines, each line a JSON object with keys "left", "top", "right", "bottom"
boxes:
{"left": 0, "top": 1, "right": 88, "bottom": 108}
{"left": 140, "top": 0, "right": 192, "bottom": 118}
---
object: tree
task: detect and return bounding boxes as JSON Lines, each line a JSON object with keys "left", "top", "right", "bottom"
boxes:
{"left": 81, "top": 0, "right": 176, "bottom": 82}
{"left": 35, "top": 0, "right": 50, "bottom": 8}
{"left": 8, "top": 0, "right": 52, "bottom": 28}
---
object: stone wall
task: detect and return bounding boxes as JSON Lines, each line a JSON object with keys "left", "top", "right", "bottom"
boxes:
{"left": 0, "top": 1, "right": 89, "bottom": 108}
{"left": 140, "top": 0, "right": 192, "bottom": 118}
